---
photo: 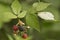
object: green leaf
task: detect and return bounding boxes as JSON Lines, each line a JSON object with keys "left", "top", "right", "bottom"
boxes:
{"left": 33, "top": 2, "right": 38, "bottom": 8}
{"left": 18, "top": 10, "right": 27, "bottom": 18}
{"left": 7, "top": 34, "right": 13, "bottom": 40}
{"left": 27, "top": 7, "right": 37, "bottom": 14}
{"left": 44, "top": 6, "right": 59, "bottom": 21}
{"left": 33, "top": 2, "right": 51, "bottom": 11}
{"left": 0, "top": 4, "right": 11, "bottom": 12}
{"left": 0, "top": 4, "right": 17, "bottom": 29}
{"left": 0, "top": 4, "right": 17, "bottom": 22}
{"left": 26, "top": 13, "right": 40, "bottom": 32}
{"left": 0, "top": 4, "right": 14, "bottom": 28}
{"left": 11, "top": 0, "right": 21, "bottom": 14}
{"left": 43, "top": 0, "right": 60, "bottom": 8}
{"left": 3, "top": 12, "right": 17, "bottom": 22}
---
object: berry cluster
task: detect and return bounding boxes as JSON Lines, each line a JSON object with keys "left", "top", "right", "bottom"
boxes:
{"left": 13, "top": 20, "right": 30, "bottom": 39}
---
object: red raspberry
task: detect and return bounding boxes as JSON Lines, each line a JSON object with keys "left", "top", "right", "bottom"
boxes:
{"left": 13, "top": 25, "right": 18, "bottom": 31}
{"left": 22, "top": 33, "right": 28, "bottom": 39}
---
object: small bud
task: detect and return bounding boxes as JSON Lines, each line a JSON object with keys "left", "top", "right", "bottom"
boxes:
{"left": 19, "top": 20, "right": 25, "bottom": 26}
{"left": 26, "top": 26, "right": 30, "bottom": 29}
{"left": 22, "top": 23, "right": 25, "bottom": 25}
{"left": 13, "top": 32, "right": 17, "bottom": 36}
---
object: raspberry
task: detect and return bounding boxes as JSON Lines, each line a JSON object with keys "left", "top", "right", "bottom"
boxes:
{"left": 13, "top": 25, "right": 19, "bottom": 31}
{"left": 22, "top": 33, "right": 28, "bottom": 39}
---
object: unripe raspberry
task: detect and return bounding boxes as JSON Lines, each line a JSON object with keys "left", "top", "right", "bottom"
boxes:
{"left": 13, "top": 25, "right": 19, "bottom": 31}
{"left": 22, "top": 33, "right": 28, "bottom": 39}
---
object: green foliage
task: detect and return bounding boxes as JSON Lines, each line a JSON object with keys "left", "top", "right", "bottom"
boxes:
{"left": 3, "top": 12, "right": 17, "bottom": 22}
{"left": 18, "top": 10, "right": 27, "bottom": 18}
{"left": 0, "top": 0, "right": 60, "bottom": 40}
{"left": 11, "top": 0, "right": 22, "bottom": 15}
{"left": 42, "top": 0, "right": 60, "bottom": 8}
{"left": 44, "top": 6, "right": 59, "bottom": 21}
{"left": 26, "top": 7, "right": 37, "bottom": 14}
{"left": 26, "top": 13, "right": 40, "bottom": 32}
{"left": 0, "top": 4, "right": 13, "bottom": 27}
{"left": 11, "top": 0, "right": 27, "bottom": 18}
{"left": 7, "top": 34, "right": 13, "bottom": 40}
{"left": 0, "top": 0, "right": 13, "bottom": 4}
{"left": 0, "top": 3, "right": 17, "bottom": 27}
{"left": 33, "top": 2, "right": 51, "bottom": 11}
